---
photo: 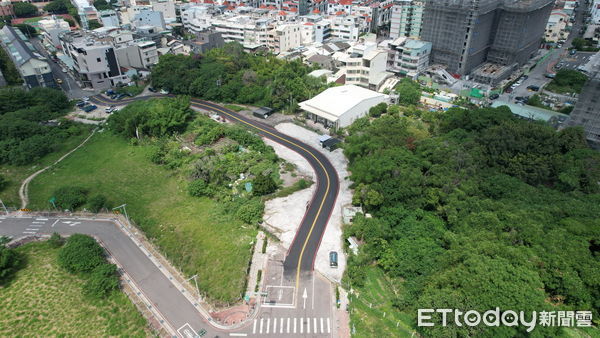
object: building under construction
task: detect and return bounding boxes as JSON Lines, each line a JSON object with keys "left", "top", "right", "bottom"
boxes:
{"left": 421, "top": 0, "right": 554, "bottom": 76}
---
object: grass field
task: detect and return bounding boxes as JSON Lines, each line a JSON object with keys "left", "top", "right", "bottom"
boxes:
{"left": 28, "top": 132, "right": 256, "bottom": 303}
{"left": 0, "top": 127, "right": 93, "bottom": 208}
{"left": 349, "top": 267, "right": 416, "bottom": 337}
{"left": 0, "top": 241, "right": 148, "bottom": 336}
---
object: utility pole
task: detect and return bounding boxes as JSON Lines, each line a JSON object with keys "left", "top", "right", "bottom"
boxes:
{"left": 0, "top": 199, "right": 7, "bottom": 215}
{"left": 186, "top": 274, "right": 201, "bottom": 300}
{"left": 112, "top": 204, "right": 129, "bottom": 224}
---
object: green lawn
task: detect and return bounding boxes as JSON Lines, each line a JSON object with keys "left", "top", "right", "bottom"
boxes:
{"left": 349, "top": 267, "right": 416, "bottom": 337}
{"left": 0, "top": 241, "right": 148, "bottom": 336}
{"left": 28, "top": 132, "right": 256, "bottom": 303}
{"left": 0, "top": 127, "right": 93, "bottom": 208}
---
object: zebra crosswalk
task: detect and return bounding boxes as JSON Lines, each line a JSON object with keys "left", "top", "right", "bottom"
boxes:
{"left": 252, "top": 317, "right": 331, "bottom": 335}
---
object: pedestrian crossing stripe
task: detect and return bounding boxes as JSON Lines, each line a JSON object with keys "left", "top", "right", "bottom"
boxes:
{"left": 252, "top": 317, "right": 331, "bottom": 335}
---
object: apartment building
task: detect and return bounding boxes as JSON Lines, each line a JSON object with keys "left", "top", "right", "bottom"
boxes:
{"left": 274, "top": 23, "right": 302, "bottom": 53}
{"left": 333, "top": 41, "right": 392, "bottom": 90}
{"left": 389, "top": 0, "right": 423, "bottom": 39}
{"left": 71, "top": 0, "right": 98, "bottom": 29}
{"left": 0, "top": 26, "right": 55, "bottom": 88}
{"left": 116, "top": 40, "right": 158, "bottom": 69}
{"left": 328, "top": 14, "right": 364, "bottom": 41}
{"left": 38, "top": 16, "right": 71, "bottom": 49}
{"left": 132, "top": 9, "right": 166, "bottom": 31}
{"left": 60, "top": 31, "right": 129, "bottom": 89}
{"left": 421, "top": 0, "right": 553, "bottom": 76}
{"left": 99, "top": 10, "right": 120, "bottom": 28}
{"left": 386, "top": 37, "right": 430, "bottom": 78}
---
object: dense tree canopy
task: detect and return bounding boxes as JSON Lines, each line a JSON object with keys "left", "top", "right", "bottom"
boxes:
{"left": 150, "top": 43, "right": 331, "bottom": 112}
{"left": 44, "top": 0, "right": 69, "bottom": 14}
{"left": 343, "top": 107, "right": 600, "bottom": 336}
{"left": 13, "top": 2, "right": 38, "bottom": 17}
{"left": 395, "top": 78, "right": 422, "bottom": 106}
{"left": 107, "top": 97, "right": 193, "bottom": 138}
{"left": 0, "top": 87, "right": 85, "bottom": 166}
{"left": 0, "top": 48, "right": 22, "bottom": 86}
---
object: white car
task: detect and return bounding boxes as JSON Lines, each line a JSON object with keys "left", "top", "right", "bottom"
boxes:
{"left": 160, "top": 89, "right": 169, "bottom": 95}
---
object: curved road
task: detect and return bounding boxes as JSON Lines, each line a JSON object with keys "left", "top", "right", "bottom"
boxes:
{"left": 92, "top": 94, "right": 340, "bottom": 281}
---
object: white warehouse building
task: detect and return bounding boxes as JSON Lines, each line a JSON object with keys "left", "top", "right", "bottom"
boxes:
{"left": 299, "top": 84, "right": 388, "bottom": 128}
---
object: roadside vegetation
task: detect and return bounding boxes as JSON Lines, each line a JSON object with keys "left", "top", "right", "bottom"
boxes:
{"left": 28, "top": 97, "right": 293, "bottom": 304}
{"left": 0, "top": 48, "right": 23, "bottom": 86}
{"left": 545, "top": 69, "right": 588, "bottom": 94}
{"left": 150, "top": 42, "right": 332, "bottom": 112}
{"left": 342, "top": 106, "right": 600, "bottom": 336}
{"left": 0, "top": 87, "right": 91, "bottom": 207}
{"left": 0, "top": 240, "right": 148, "bottom": 336}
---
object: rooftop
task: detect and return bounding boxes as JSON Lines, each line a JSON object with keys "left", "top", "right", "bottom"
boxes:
{"left": 299, "top": 84, "right": 386, "bottom": 120}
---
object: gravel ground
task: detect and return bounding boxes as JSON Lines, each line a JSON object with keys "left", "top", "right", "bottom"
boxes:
{"left": 262, "top": 123, "right": 352, "bottom": 283}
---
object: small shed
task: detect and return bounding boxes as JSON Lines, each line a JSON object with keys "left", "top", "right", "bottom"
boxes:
{"left": 321, "top": 137, "right": 341, "bottom": 151}
{"left": 318, "top": 134, "right": 331, "bottom": 145}
{"left": 252, "top": 107, "right": 274, "bottom": 119}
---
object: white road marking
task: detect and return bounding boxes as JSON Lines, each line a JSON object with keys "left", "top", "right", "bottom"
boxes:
{"left": 31, "top": 221, "right": 45, "bottom": 224}
{"left": 300, "top": 317, "right": 303, "bottom": 334}
{"left": 280, "top": 318, "right": 283, "bottom": 334}
{"left": 259, "top": 318, "right": 263, "bottom": 334}
{"left": 314, "top": 318, "right": 317, "bottom": 333}
{"left": 228, "top": 334, "right": 247, "bottom": 337}
{"left": 253, "top": 319, "right": 257, "bottom": 334}
{"left": 287, "top": 318, "right": 290, "bottom": 333}
{"left": 321, "top": 317, "right": 324, "bottom": 333}
{"left": 51, "top": 219, "right": 60, "bottom": 227}
{"left": 266, "top": 318, "right": 270, "bottom": 334}
{"left": 273, "top": 317, "right": 276, "bottom": 333}
{"left": 35, "top": 218, "right": 48, "bottom": 221}
{"left": 25, "top": 228, "right": 38, "bottom": 231}
{"left": 308, "top": 317, "right": 311, "bottom": 334}
{"left": 176, "top": 323, "right": 197, "bottom": 338}
{"left": 23, "top": 231, "right": 37, "bottom": 234}
{"left": 294, "top": 318, "right": 297, "bottom": 334}
{"left": 327, "top": 318, "right": 331, "bottom": 333}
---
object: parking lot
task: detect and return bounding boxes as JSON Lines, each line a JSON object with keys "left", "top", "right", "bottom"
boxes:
{"left": 555, "top": 51, "right": 595, "bottom": 71}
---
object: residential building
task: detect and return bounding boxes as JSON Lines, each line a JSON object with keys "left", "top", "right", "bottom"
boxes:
{"left": 299, "top": 84, "right": 388, "bottom": 128}
{"left": 60, "top": 31, "right": 129, "bottom": 89}
{"left": 328, "top": 15, "right": 364, "bottom": 41}
{"left": 421, "top": 0, "right": 553, "bottom": 76}
{"left": 99, "top": 10, "right": 120, "bottom": 28}
{"left": 71, "top": 0, "right": 98, "bottom": 29}
{"left": 132, "top": 9, "right": 166, "bottom": 31}
{"left": 386, "top": 37, "right": 431, "bottom": 78}
{"left": 273, "top": 23, "right": 302, "bottom": 53}
{"left": 185, "top": 29, "right": 225, "bottom": 54}
{"left": 0, "top": 1, "right": 14, "bottom": 18}
{"left": 116, "top": 40, "right": 158, "bottom": 69}
{"left": 545, "top": 9, "right": 569, "bottom": 43}
{"left": 565, "top": 53, "right": 600, "bottom": 148}
{"left": 38, "top": 16, "right": 71, "bottom": 49}
{"left": 389, "top": 0, "right": 423, "bottom": 39}
{"left": 151, "top": 0, "right": 176, "bottom": 21}
{"left": 591, "top": 0, "right": 600, "bottom": 24}
{"left": 332, "top": 41, "right": 392, "bottom": 91}
{"left": 0, "top": 26, "right": 55, "bottom": 88}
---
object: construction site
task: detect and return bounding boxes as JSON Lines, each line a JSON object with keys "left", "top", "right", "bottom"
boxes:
{"left": 421, "top": 0, "right": 554, "bottom": 81}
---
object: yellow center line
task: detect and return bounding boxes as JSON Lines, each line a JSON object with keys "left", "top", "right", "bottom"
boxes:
{"left": 94, "top": 95, "right": 332, "bottom": 298}
{"left": 191, "top": 100, "right": 332, "bottom": 297}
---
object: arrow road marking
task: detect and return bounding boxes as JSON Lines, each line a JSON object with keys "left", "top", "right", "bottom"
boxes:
{"left": 302, "top": 288, "right": 308, "bottom": 309}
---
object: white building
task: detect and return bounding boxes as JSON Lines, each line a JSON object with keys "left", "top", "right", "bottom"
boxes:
{"left": 38, "top": 16, "right": 71, "bottom": 48}
{"left": 299, "top": 84, "right": 388, "bottom": 128}
{"left": 545, "top": 9, "right": 569, "bottom": 42}
{"left": 274, "top": 23, "right": 302, "bottom": 52}
{"left": 99, "top": 10, "right": 120, "bottom": 28}
{"left": 389, "top": 0, "right": 423, "bottom": 39}
{"left": 332, "top": 41, "right": 393, "bottom": 91}
{"left": 591, "top": 0, "right": 600, "bottom": 24}
{"left": 386, "top": 37, "right": 431, "bottom": 78}
{"left": 132, "top": 9, "right": 166, "bottom": 31}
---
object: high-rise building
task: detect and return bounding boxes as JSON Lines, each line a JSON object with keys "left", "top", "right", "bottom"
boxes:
{"left": 389, "top": 0, "right": 423, "bottom": 39}
{"left": 566, "top": 54, "right": 600, "bottom": 148}
{"left": 420, "top": 0, "right": 553, "bottom": 76}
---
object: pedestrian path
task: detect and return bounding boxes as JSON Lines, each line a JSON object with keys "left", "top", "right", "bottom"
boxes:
{"left": 251, "top": 317, "right": 331, "bottom": 335}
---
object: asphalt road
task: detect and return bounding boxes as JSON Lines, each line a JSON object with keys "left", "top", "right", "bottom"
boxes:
{"left": 91, "top": 95, "right": 340, "bottom": 281}
{"left": 0, "top": 216, "right": 218, "bottom": 337}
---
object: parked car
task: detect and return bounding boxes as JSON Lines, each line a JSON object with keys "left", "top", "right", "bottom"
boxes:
{"left": 115, "top": 94, "right": 127, "bottom": 100}
{"left": 82, "top": 96, "right": 90, "bottom": 102}
{"left": 61, "top": 68, "right": 67, "bottom": 73}
{"left": 82, "top": 105, "right": 97, "bottom": 112}
{"left": 148, "top": 87, "right": 157, "bottom": 92}
{"left": 106, "top": 89, "right": 115, "bottom": 96}
{"left": 570, "top": 49, "right": 577, "bottom": 55}
{"left": 545, "top": 73, "right": 556, "bottom": 79}
{"left": 329, "top": 251, "right": 338, "bottom": 268}
{"left": 105, "top": 106, "right": 116, "bottom": 113}
{"left": 527, "top": 85, "right": 540, "bottom": 92}
{"left": 489, "top": 93, "right": 499, "bottom": 100}
{"left": 56, "top": 78, "right": 63, "bottom": 84}
{"left": 76, "top": 101, "right": 87, "bottom": 107}
{"left": 160, "top": 89, "right": 169, "bottom": 95}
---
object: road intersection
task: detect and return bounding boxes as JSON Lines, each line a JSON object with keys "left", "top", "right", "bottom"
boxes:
{"left": 2, "top": 94, "right": 342, "bottom": 337}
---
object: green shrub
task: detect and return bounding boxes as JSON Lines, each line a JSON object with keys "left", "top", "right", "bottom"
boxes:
{"left": 253, "top": 173, "right": 277, "bottom": 196}
{"left": 87, "top": 195, "right": 108, "bottom": 213}
{"left": 0, "top": 174, "right": 7, "bottom": 192}
{"left": 0, "top": 245, "right": 21, "bottom": 285}
{"left": 53, "top": 186, "right": 87, "bottom": 210}
{"left": 48, "top": 232, "right": 64, "bottom": 248}
{"left": 235, "top": 198, "right": 264, "bottom": 224}
{"left": 83, "top": 263, "right": 119, "bottom": 298}
{"left": 188, "top": 179, "right": 208, "bottom": 197}
{"left": 58, "top": 234, "right": 104, "bottom": 273}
